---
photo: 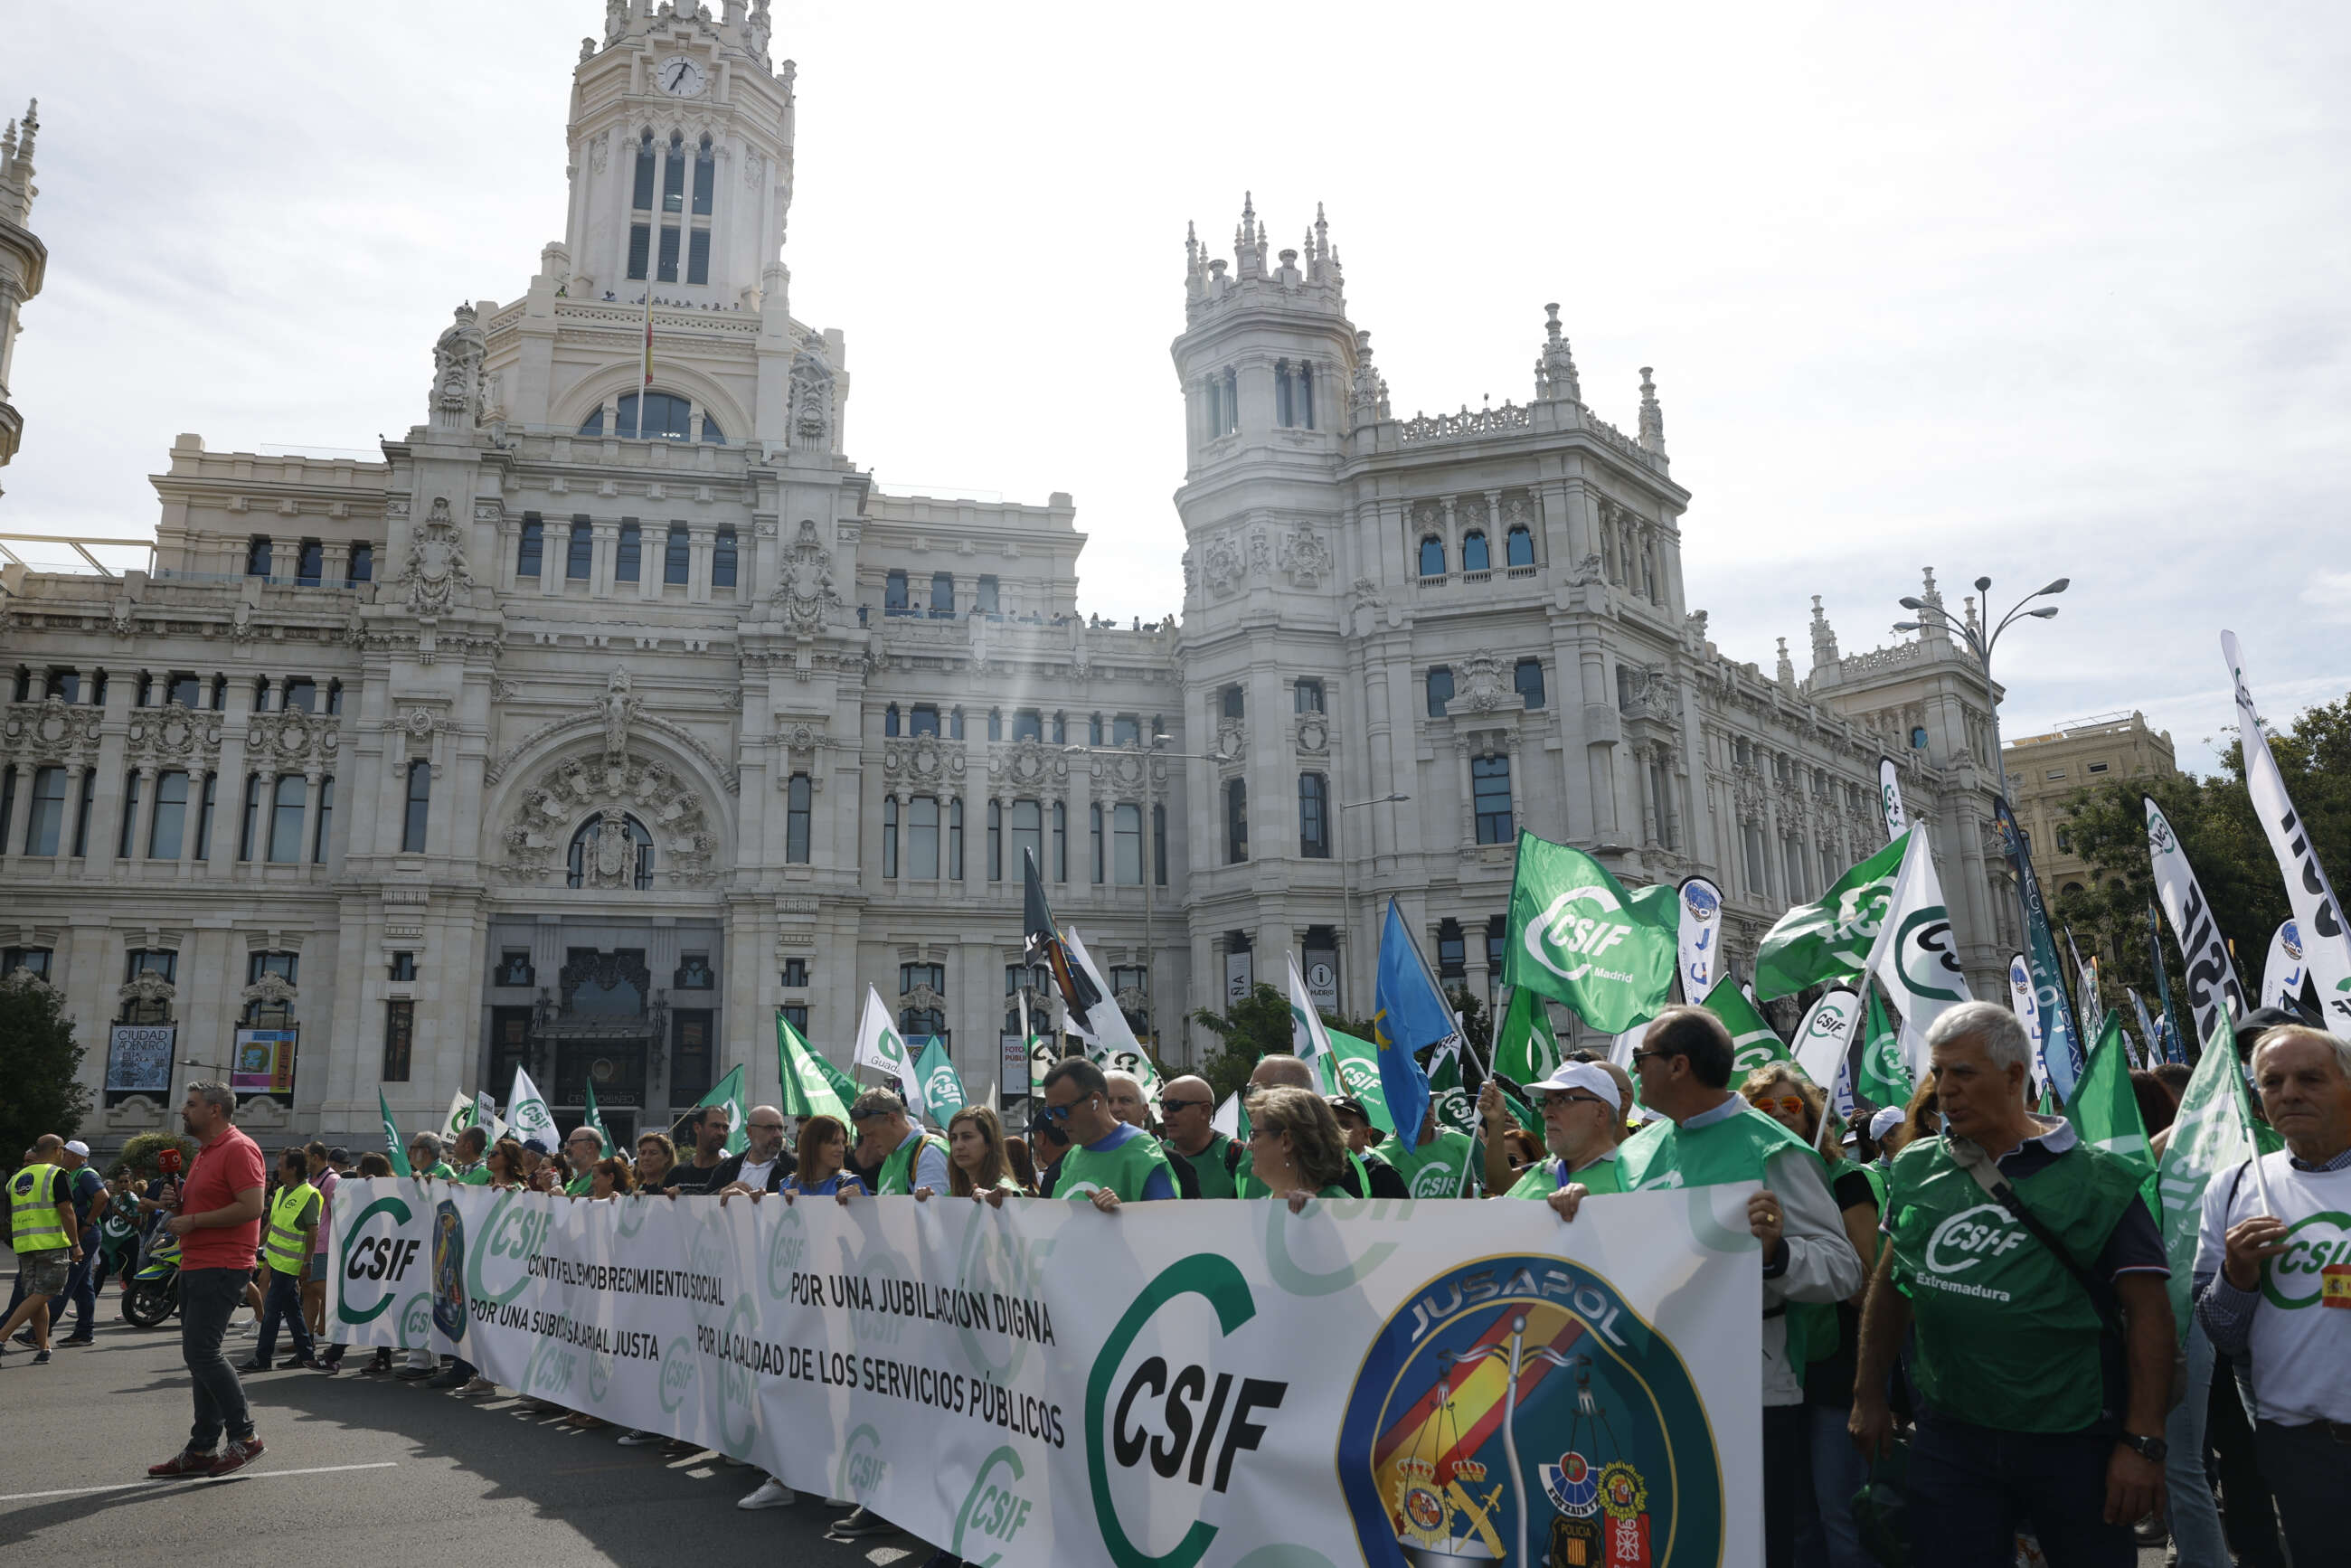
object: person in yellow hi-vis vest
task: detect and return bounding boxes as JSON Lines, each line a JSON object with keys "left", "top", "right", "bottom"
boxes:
{"left": 0, "top": 1134, "right": 82, "bottom": 1365}
{"left": 240, "top": 1147, "right": 318, "bottom": 1372}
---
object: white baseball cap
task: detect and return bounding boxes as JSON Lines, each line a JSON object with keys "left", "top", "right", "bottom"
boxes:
{"left": 1868, "top": 1107, "right": 1906, "bottom": 1141}
{"left": 1528, "top": 1062, "right": 1623, "bottom": 1115}
{"left": 62, "top": 1139, "right": 90, "bottom": 1157}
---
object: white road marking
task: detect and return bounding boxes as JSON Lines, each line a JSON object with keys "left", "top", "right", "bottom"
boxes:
{"left": 0, "top": 1460, "right": 398, "bottom": 1504}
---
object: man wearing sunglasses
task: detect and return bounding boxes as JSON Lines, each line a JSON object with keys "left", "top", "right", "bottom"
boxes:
{"left": 1495, "top": 1063, "right": 1627, "bottom": 1215}
{"left": 1039, "top": 1058, "right": 1175, "bottom": 1210}
{"left": 1607, "top": 1006, "right": 1865, "bottom": 1568}
{"left": 851, "top": 1089, "right": 948, "bottom": 1197}
{"left": 1157, "top": 1075, "right": 1239, "bottom": 1199}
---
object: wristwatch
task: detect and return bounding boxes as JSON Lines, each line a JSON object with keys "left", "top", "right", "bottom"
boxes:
{"left": 2119, "top": 1432, "right": 2168, "bottom": 1464}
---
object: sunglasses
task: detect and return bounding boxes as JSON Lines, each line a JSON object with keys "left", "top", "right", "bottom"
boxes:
{"left": 1750, "top": 1094, "right": 1808, "bottom": 1116}
{"left": 848, "top": 1106, "right": 891, "bottom": 1121}
{"left": 1037, "top": 1101, "right": 1081, "bottom": 1124}
{"left": 1159, "top": 1099, "right": 1211, "bottom": 1114}
{"left": 1628, "top": 1048, "right": 1674, "bottom": 1065}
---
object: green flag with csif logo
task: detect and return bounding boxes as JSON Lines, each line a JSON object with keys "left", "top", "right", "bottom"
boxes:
{"left": 1491, "top": 985, "right": 1563, "bottom": 1088}
{"left": 1854, "top": 986, "right": 1912, "bottom": 1108}
{"left": 2067, "top": 1015, "right": 2153, "bottom": 1177}
{"left": 1502, "top": 830, "right": 1680, "bottom": 1033}
{"left": 1325, "top": 1026, "right": 1396, "bottom": 1137}
{"left": 693, "top": 1063, "right": 750, "bottom": 1156}
{"left": 1755, "top": 834, "right": 1909, "bottom": 1000}
{"left": 777, "top": 1012, "right": 853, "bottom": 1126}
{"left": 2154, "top": 1011, "right": 2283, "bottom": 1342}
{"left": 911, "top": 1036, "right": 967, "bottom": 1127}
{"left": 1700, "top": 978, "right": 1792, "bottom": 1077}
{"left": 379, "top": 1089, "right": 412, "bottom": 1177}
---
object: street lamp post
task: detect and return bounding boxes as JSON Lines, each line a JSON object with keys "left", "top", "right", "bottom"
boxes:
{"left": 1338, "top": 791, "right": 1410, "bottom": 1017}
{"left": 1893, "top": 573, "right": 2067, "bottom": 807}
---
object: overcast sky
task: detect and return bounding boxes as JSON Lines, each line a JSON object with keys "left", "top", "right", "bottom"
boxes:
{"left": 5, "top": 1, "right": 2345, "bottom": 771}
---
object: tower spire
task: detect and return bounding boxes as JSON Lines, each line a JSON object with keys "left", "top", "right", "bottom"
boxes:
{"left": 1637, "top": 366, "right": 1665, "bottom": 454}
{"left": 1535, "top": 303, "right": 1581, "bottom": 403}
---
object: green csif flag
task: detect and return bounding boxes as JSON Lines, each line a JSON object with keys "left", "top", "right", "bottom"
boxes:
{"left": 1426, "top": 1040, "right": 1477, "bottom": 1138}
{"left": 1754, "top": 834, "right": 1910, "bottom": 1000}
{"left": 1326, "top": 1026, "right": 1397, "bottom": 1137}
{"left": 2153, "top": 1011, "right": 2284, "bottom": 1342}
{"left": 777, "top": 1013, "right": 854, "bottom": 1126}
{"left": 1701, "top": 978, "right": 1792, "bottom": 1078}
{"left": 2068, "top": 1015, "right": 2154, "bottom": 1178}
{"left": 1492, "top": 986, "right": 1563, "bottom": 1088}
{"left": 1853, "top": 986, "right": 1912, "bottom": 1109}
{"left": 379, "top": 1090, "right": 413, "bottom": 1177}
{"left": 1503, "top": 830, "right": 1680, "bottom": 1032}
{"left": 912, "top": 1036, "right": 968, "bottom": 1126}
{"left": 582, "top": 1082, "right": 616, "bottom": 1157}
{"left": 693, "top": 1063, "right": 751, "bottom": 1156}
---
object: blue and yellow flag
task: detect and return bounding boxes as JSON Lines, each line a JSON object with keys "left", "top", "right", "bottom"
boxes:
{"left": 1374, "top": 898, "right": 1454, "bottom": 1145}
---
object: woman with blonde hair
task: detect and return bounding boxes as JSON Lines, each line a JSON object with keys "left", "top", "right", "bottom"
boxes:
{"left": 1242, "top": 1086, "right": 1351, "bottom": 1210}
{"left": 923, "top": 1105, "right": 1027, "bottom": 1200}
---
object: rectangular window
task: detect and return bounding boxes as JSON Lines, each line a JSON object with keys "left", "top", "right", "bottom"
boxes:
{"left": 267, "top": 774, "right": 306, "bottom": 863}
{"left": 664, "top": 524, "right": 690, "bottom": 584}
{"left": 782, "top": 1004, "right": 808, "bottom": 1034}
{"left": 883, "top": 571, "right": 909, "bottom": 613}
{"left": 712, "top": 528, "right": 737, "bottom": 588}
{"left": 910, "top": 795, "right": 940, "bottom": 879}
{"left": 686, "top": 228, "right": 711, "bottom": 286}
{"left": 1487, "top": 914, "right": 1506, "bottom": 977}
{"left": 296, "top": 539, "right": 324, "bottom": 586}
{"left": 1438, "top": 924, "right": 1467, "bottom": 980}
{"left": 1012, "top": 710, "right": 1043, "bottom": 742}
{"left": 1226, "top": 778, "right": 1248, "bottom": 864}
{"left": 194, "top": 772, "right": 216, "bottom": 860}
{"left": 118, "top": 770, "right": 143, "bottom": 858}
{"left": 663, "top": 137, "right": 686, "bottom": 213}
{"left": 390, "top": 950, "right": 418, "bottom": 982}
{"left": 149, "top": 769, "right": 186, "bottom": 860}
{"left": 0, "top": 768, "right": 16, "bottom": 851}
{"left": 283, "top": 678, "right": 316, "bottom": 713}
{"left": 346, "top": 543, "right": 373, "bottom": 585}
{"left": 626, "top": 223, "right": 651, "bottom": 281}
{"left": 326, "top": 681, "right": 343, "bottom": 716}
{"left": 1153, "top": 804, "right": 1167, "bottom": 886}
{"left": 1295, "top": 679, "right": 1325, "bottom": 713}
{"left": 949, "top": 798, "right": 964, "bottom": 881}
{"left": 1298, "top": 772, "right": 1330, "bottom": 858}
{"left": 313, "top": 775, "right": 335, "bottom": 862}
{"left": 675, "top": 953, "right": 714, "bottom": 989}
{"left": 1053, "top": 799, "right": 1067, "bottom": 882}
{"left": 1010, "top": 799, "right": 1042, "bottom": 879}
{"left": 238, "top": 775, "right": 261, "bottom": 861}
{"left": 382, "top": 999, "right": 414, "bottom": 1082}
{"left": 166, "top": 674, "right": 201, "bottom": 709}
{"left": 127, "top": 949, "right": 177, "bottom": 984}
{"left": 782, "top": 958, "right": 810, "bottom": 988}
{"left": 616, "top": 522, "right": 641, "bottom": 581}
{"left": 930, "top": 572, "right": 955, "bottom": 618}
{"left": 1515, "top": 658, "right": 1546, "bottom": 710}
{"left": 975, "top": 575, "right": 999, "bottom": 613}
{"left": 632, "top": 136, "right": 657, "bottom": 209}
{"left": 401, "top": 760, "right": 430, "bottom": 853}
{"left": 656, "top": 224, "right": 681, "bottom": 283}
{"left": 1426, "top": 666, "right": 1454, "bottom": 718}
{"left": 517, "top": 517, "right": 543, "bottom": 578}
{"left": 1091, "top": 802, "right": 1105, "bottom": 884}
{"left": 1743, "top": 823, "right": 1768, "bottom": 893}
{"left": 786, "top": 774, "right": 812, "bottom": 863}
{"left": 245, "top": 537, "right": 272, "bottom": 578}
{"left": 910, "top": 704, "right": 939, "bottom": 737}
{"left": 566, "top": 519, "right": 594, "bottom": 579}
{"left": 1471, "top": 755, "right": 1513, "bottom": 845}
{"left": 883, "top": 797, "right": 899, "bottom": 878}
{"left": 496, "top": 949, "right": 533, "bottom": 987}
{"left": 71, "top": 770, "right": 95, "bottom": 856}
{"left": 3, "top": 946, "right": 53, "bottom": 980}
{"left": 2087, "top": 761, "right": 2110, "bottom": 775}
{"left": 1114, "top": 803, "right": 1143, "bottom": 885}
{"left": 1110, "top": 714, "right": 1140, "bottom": 747}
{"left": 987, "top": 799, "right": 1002, "bottom": 882}
{"left": 671, "top": 1011, "right": 714, "bottom": 1106}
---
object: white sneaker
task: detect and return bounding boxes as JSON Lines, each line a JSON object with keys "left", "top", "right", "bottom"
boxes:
{"left": 739, "top": 1477, "right": 797, "bottom": 1509}
{"left": 616, "top": 1429, "right": 663, "bottom": 1446}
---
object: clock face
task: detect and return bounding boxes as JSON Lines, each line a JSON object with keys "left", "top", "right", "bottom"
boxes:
{"left": 656, "top": 54, "right": 706, "bottom": 98}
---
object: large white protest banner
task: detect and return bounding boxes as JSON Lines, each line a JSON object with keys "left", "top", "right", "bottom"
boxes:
{"left": 331, "top": 1181, "right": 1761, "bottom": 1567}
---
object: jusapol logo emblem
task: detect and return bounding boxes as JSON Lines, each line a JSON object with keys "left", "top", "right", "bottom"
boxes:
{"left": 1924, "top": 1204, "right": 2030, "bottom": 1275}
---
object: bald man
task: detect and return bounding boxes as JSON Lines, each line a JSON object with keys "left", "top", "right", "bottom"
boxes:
{"left": 1157, "top": 1075, "right": 1238, "bottom": 1199}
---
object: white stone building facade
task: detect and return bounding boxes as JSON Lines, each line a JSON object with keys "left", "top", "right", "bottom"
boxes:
{"left": 0, "top": 2, "right": 2017, "bottom": 1150}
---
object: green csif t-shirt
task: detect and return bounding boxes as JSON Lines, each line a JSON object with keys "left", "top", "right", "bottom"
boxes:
{"left": 1503, "top": 1153, "right": 1624, "bottom": 1199}
{"left": 1166, "top": 1133, "right": 1240, "bottom": 1200}
{"left": 1383, "top": 1127, "right": 1483, "bottom": 1198}
{"left": 1057, "top": 1127, "right": 1174, "bottom": 1203}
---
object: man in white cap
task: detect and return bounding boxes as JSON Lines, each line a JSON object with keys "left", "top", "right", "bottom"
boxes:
{"left": 1866, "top": 1104, "right": 1910, "bottom": 1163}
{"left": 48, "top": 1138, "right": 107, "bottom": 1346}
{"left": 1491, "top": 1063, "right": 1627, "bottom": 1214}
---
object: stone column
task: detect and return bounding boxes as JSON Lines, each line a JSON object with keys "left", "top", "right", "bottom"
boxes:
{"left": 134, "top": 762, "right": 162, "bottom": 865}
{"left": 592, "top": 518, "right": 620, "bottom": 597}
{"left": 687, "top": 524, "right": 714, "bottom": 604}
{"left": 60, "top": 762, "right": 89, "bottom": 860}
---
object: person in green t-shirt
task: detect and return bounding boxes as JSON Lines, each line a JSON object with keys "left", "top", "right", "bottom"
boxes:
{"left": 1488, "top": 1062, "right": 1626, "bottom": 1215}
{"left": 1242, "top": 1087, "right": 1352, "bottom": 1210}
{"left": 406, "top": 1132, "right": 456, "bottom": 1181}
{"left": 1157, "top": 1075, "right": 1241, "bottom": 1199}
{"left": 446, "top": 1125, "right": 491, "bottom": 1185}
{"left": 1040, "top": 1059, "right": 1176, "bottom": 1209}
{"left": 1381, "top": 1108, "right": 1482, "bottom": 1199}
{"left": 562, "top": 1127, "right": 606, "bottom": 1195}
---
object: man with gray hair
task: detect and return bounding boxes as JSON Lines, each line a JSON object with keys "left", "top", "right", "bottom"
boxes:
{"left": 850, "top": 1087, "right": 947, "bottom": 1196}
{"left": 1852, "top": 1000, "right": 2172, "bottom": 1568}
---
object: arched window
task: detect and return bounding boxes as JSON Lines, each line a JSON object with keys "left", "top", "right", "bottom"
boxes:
{"left": 1418, "top": 536, "right": 1446, "bottom": 578}
{"left": 567, "top": 813, "right": 656, "bottom": 890}
{"left": 631, "top": 128, "right": 657, "bottom": 210}
{"left": 884, "top": 704, "right": 901, "bottom": 737}
{"left": 1222, "top": 368, "right": 1239, "bottom": 435}
{"left": 663, "top": 131, "right": 687, "bottom": 214}
{"left": 693, "top": 135, "right": 715, "bottom": 215}
{"left": 1461, "top": 531, "right": 1490, "bottom": 572}
{"left": 581, "top": 392, "right": 716, "bottom": 442}
{"left": 1506, "top": 524, "right": 1534, "bottom": 568}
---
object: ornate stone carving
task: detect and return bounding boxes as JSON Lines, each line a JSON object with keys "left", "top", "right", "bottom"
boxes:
{"left": 1296, "top": 716, "right": 1328, "bottom": 754}
{"left": 883, "top": 733, "right": 965, "bottom": 785}
{"left": 497, "top": 750, "right": 718, "bottom": 885}
{"left": 1200, "top": 533, "right": 1245, "bottom": 595}
{"left": 1085, "top": 749, "right": 1166, "bottom": 803}
{"left": 788, "top": 334, "right": 835, "bottom": 452}
{"left": 595, "top": 666, "right": 639, "bottom": 762}
{"left": 124, "top": 703, "right": 222, "bottom": 764}
{"left": 430, "top": 303, "right": 486, "bottom": 421}
{"left": 987, "top": 739, "right": 1069, "bottom": 790}
{"left": 1276, "top": 526, "right": 1332, "bottom": 588}
{"left": 393, "top": 495, "right": 475, "bottom": 618}
{"left": 245, "top": 708, "right": 339, "bottom": 770}
{"left": 1534, "top": 303, "right": 1582, "bottom": 403}
{"left": 587, "top": 128, "right": 609, "bottom": 175}
{"left": 241, "top": 969, "right": 299, "bottom": 1009}
{"left": 745, "top": 0, "right": 772, "bottom": 61}
{"left": 118, "top": 969, "right": 177, "bottom": 1012}
{"left": 770, "top": 518, "right": 843, "bottom": 633}
{"left": 1570, "top": 553, "right": 1604, "bottom": 587}
{"left": 1454, "top": 654, "right": 1516, "bottom": 713}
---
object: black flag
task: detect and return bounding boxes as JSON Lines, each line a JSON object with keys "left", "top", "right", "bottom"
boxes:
{"left": 1022, "top": 847, "right": 1102, "bottom": 1023}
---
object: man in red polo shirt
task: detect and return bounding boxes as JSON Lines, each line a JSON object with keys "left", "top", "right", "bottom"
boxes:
{"left": 146, "top": 1080, "right": 269, "bottom": 1479}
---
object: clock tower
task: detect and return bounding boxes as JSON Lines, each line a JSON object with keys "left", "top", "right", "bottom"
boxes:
{"left": 562, "top": 0, "right": 792, "bottom": 312}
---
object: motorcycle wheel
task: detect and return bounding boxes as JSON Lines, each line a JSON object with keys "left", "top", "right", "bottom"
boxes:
{"left": 122, "top": 1280, "right": 177, "bottom": 1328}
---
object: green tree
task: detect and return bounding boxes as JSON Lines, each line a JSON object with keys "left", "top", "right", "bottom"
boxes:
{"left": 0, "top": 970, "right": 89, "bottom": 1161}
{"left": 117, "top": 1131, "right": 197, "bottom": 1181}
{"left": 1191, "top": 983, "right": 1293, "bottom": 1103}
{"left": 2052, "top": 691, "right": 2351, "bottom": 1019}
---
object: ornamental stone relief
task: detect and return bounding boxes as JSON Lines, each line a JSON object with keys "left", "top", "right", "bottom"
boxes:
{"left": 987, "top": 739, "right": 1068, "bottom": 791}
{"left": 497, "top": 751, "right": 717, "bottom": 886}
{"left": 1200, "top": 533, "right": 1245, "bottom": 596}
{"left": 1453, "top": 654, "right": 1516, "bottom": 714}
{"left": 392, "top": 495, "right": 477, "bottom": 618}
{"left": 124, "top": 704, "right": 223, "bottom": 764}
{"left": 1276, "top": 526, "right": 1333, "bottom": 588}
{"left": 1296, "top": 716, "right": 1329, "bottom": 754}
{"left": 770, "top": 519, "right": 845, "bottom": 633}
{"left": 884, "top": 734, "right": 966, "bottom": 786}
{"left": 1085, "top": 750, "right": 1166, "bottom": 803}
{"left": 245, "top": 708, "right": 340, "bottom": 770}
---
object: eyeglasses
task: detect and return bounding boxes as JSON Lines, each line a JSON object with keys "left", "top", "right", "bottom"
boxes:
{"left": 1750, "top": 1095, "right": 1808, "bottom": 1116}
{"left": 1541, "top": 1091, "right": 1610, "bottom": 1110}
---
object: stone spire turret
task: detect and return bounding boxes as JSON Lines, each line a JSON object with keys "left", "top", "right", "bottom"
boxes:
{"left": 1534, "top": 303, "right": 1581, "bottom": 403}
{"left": 1809, "top": 595, "right": 1840, "bottom": 669}
{"left": 1, "top": 97, "right": 48, "bottom": 483}
{"left": 1638, "top": 365, "right": 1665, "bottom": 454}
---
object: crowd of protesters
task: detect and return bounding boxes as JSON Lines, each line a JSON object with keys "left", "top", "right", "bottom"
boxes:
{"left": 6, "top": 1003, "right": 2346, "bottom": 1568}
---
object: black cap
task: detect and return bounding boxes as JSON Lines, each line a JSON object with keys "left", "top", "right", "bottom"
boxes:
{"left": 2235, "top": 1004, "right": 2313, "bottom": 1055}
{"left": 1325, "top": 1095, "right": 1385, "bottom": 1145}
{"left": 326, "top": 1147, "right": 353, "bottom": 1167}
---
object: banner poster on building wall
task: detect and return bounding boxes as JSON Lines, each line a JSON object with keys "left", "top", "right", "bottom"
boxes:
{"left": 329, "top": 1179, "right": 1761, "bottom": 1568}
{"left": 231, "top": 1027, "right": 299, "bottom": 1095}
{"left": 1225, "top": 949, "right": 1254, "bottom": 1004}
{"left": 105, "top": 1024, "right": 176, "bottom": 1094}
{"left": 1001, "top": 1034, "right": 1034, "bottom": 1100}
{"left": 1303, "top": 950, "right": 1340, "bottom": 1013}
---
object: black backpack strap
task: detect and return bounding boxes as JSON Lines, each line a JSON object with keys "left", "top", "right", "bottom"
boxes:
{"left": 1950, "top": 1139, "right": 2116, "bottom": 1334}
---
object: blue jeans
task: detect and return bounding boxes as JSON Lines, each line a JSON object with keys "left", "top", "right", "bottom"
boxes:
{"left": 1794, "top": 1403, "right": 1874, "bottom": 1568}
{"left": 253, "top": 1266, "right": 312, "bottom": 1363}
{"left": 2162, "top": 1322, "right": 2228, "bottom": 1568}
{"left": 48, "top": 1225, "right": 98, "bottom": 1337}
{"left": 1909, "top": 1412, "right": 2133, "bottom": 1568}
{"left": 181, "top": 1267, "right": 254, "bottom": 1450}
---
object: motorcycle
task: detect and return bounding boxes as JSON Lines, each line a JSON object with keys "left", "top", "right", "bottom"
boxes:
{"left": 120, "top": 1216, "right": 182, "bottom": 1328}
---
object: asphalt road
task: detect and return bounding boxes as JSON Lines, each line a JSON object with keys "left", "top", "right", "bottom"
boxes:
{"left": 0, "top": 1264, "right": 933, "bottom": 1568}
